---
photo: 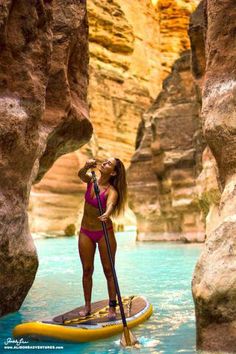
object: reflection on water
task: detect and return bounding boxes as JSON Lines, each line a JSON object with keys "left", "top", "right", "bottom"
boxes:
{"left": 0, "top": 232, "right": 203, "bottom": 354}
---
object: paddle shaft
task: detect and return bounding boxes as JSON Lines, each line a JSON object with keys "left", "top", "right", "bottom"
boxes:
{"left": 91, "top": 172, "right": 128, "bottom": 329}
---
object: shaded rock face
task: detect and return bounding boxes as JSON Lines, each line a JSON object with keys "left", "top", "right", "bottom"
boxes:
{"left": 128, "top": 52, "right": 205, "bottom": 242}
{"left": 195, "top": 147, "right": 221, "bottom": 236}
{"left": 190, "top": 0, "right": 236, "bottom": 351}
{"left": 30, "top": 0, "right": 199, "bottom": 234}
{"left": 0, "top": 0, "right": 91, "bottom": 317}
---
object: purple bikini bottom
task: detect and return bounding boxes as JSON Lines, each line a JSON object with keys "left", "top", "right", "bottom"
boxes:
{"left": 80, "top": 226, "right": 113, "bottom": 243}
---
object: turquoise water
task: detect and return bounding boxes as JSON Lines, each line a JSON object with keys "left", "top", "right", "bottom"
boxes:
{"left": 0, "top": 232, "right": 202, "bottom": 354}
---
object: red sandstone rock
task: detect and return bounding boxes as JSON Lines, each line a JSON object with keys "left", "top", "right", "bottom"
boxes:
{"left": 0, "top": 0, "right": 92, "bottom": 317}
{"left": 190, "top": 0, "right": 236, "bottom": 351}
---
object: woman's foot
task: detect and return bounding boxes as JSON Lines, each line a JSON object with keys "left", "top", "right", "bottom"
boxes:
{"left": 78, "top": 305, "right": 91, "bottom": 317}
{"left": 108, "top": 306, "right": 117, "bottom": 320}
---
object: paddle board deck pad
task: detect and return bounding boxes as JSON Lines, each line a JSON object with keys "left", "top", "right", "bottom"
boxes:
{"left": 13, "top": 295, "right": 153, "bottom": 343}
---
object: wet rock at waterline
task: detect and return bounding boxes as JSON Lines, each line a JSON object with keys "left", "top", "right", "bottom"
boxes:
{"left": 190, "top": 0, "right": 236, "bottom": 351}
{"left": 128, "top": 51, "right": 205, "bottom": 242}
{"left": 192, "top": 221, "right": 236, "bottom": 352}
{"left": 0, "top": 0, "right": 91, "bottom": 317}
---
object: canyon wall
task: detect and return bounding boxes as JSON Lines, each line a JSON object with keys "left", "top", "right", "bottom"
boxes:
{"left": 30, "top": 0, "right": 199, "bottom": 234}
{"left": 88, "top": 0, "right": 200, "bottom": 162}
{"left": 190, "top": 1, "right": 236, "bottom": 352}
{"left": 0, "top": 0, "right": 91, "bottom": 317}
{"left": 128, "top": 51, "right": 205, "bottom": 242}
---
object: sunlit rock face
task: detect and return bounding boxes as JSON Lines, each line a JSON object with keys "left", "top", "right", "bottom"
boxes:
{"left": 30, "top": 0, "right": 199, "bottom": 234}
{"left": 128, "top": 52, "right": 205, "bottom": 242}
{"left": 88, "top": 0, "right": 159, "bottom": 164}
{"left": 158, "top": 0, "right": 200, "bottom": 78}
{"left": 190, "top": 0, "right": 236, "bottom": 351}
{"left": 0, "top": 0, "right": 91, "bottom": 317}
{"left": 88, "top": 0, "right": 200, "bottom": 163}
{"left": 29, "top": 152, "right": 87, "bottom": 235}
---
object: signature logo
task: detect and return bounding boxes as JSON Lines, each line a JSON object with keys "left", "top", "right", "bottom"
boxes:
{"left": 4, "top": 338, "right": 29, "bottom": 346}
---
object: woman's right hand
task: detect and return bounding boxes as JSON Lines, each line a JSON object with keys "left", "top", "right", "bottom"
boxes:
{"left": 85, "top": 159, "right": 97, "bottom": 169}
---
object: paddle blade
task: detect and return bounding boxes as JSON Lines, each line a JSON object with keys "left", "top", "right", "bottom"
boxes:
{"left": 120, "top": 327, "right": 140, "bottom": 348}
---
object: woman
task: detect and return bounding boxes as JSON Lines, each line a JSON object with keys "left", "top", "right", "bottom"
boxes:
{"left": 78, "top": 157, "right": 127, "bottom": 320}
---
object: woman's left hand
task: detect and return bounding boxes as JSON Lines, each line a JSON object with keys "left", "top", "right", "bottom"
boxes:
{"left": 98, "top": 213, "right": 109, "bottom": 222}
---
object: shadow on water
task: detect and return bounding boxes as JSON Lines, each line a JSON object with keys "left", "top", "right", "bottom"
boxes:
{"left": 0, "top": 232, "right": 204, "bottom": 354}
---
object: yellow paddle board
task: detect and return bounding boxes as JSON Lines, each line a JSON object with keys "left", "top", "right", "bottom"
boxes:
{"left": 13, "top": 295, "right": 153, "bottom": 343}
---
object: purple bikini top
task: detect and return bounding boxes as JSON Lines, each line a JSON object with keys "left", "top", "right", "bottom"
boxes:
{"left": 85, "top": 182, "right": 109, "bottom": 209}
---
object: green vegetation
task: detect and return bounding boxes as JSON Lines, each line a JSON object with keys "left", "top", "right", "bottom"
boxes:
{"left": 197, "top": 190, "right": 221, "bottom": 219}
{"left": 64, "top": 224, "right": 76, "bottom": 237}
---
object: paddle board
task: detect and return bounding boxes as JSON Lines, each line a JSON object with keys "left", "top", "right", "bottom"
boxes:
{"left": 13, "top": 295, "right": 153, "bottom": 342}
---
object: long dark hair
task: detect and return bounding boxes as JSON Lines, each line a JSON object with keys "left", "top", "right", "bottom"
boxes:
{"left": 109, "top": 158, "right": 127, "bottom": 217}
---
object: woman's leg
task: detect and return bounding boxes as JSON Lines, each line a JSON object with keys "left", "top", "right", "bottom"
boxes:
{"left": 78, "top": 232, "right": 96, "bottom": 315}
{"left": 98, "top": 230, "right": 117, "bottom": 319}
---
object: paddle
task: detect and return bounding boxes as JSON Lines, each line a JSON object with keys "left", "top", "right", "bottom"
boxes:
{"left": 91, "top": 171, "right": 139, "bottom": 347}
